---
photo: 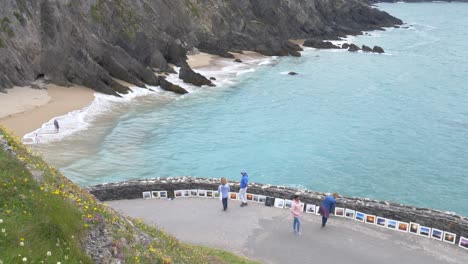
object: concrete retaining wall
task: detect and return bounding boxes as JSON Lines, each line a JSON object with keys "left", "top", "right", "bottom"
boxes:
{"left": 87, "top": 177, "right": 468, "bottom": 245}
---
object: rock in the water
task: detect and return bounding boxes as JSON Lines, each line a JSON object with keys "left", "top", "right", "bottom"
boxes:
{"left": 348, "top": 44, "right": 360, "bottom": 52}
{"left": 288, "top": 72, "right": 299, "bottom": 75}
{"left": 303, "top": 39, "right": 340, "bottom": 49}
{"left": 342, "top": 43, "right": 350, "bottom": 49}
{"left": 179, "top": 64, "right": 215, "bottom": 87}
{"left": 210, "top": 77, "right": 216, "bottom": 80}
{"left": 234, "top": 59, "right": 243, "bottom": 63}
{"left": 362, "top": 45, "right": 373, "bottom": 52}
{"left": 373, "top": 46, "right": 385, "bottom": 54}
{"left": 158, "top": 76, "right": 188, "bottom": 94}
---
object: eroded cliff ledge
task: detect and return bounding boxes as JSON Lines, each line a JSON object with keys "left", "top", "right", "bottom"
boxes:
{"left": 0, "top": 0, "right": 401, "bottom": 95}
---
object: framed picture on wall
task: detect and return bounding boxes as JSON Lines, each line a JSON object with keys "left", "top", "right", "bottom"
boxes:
{"left": 419, "top": 226, "right": 431, "bottom": 237}
{"left": 142, "top": 191, "right": 151, "bottom": 199}
{"left": 198, "top": 190, "right": 207, "bottom": 197}
{"left": 386, "top": 219, "right": 397, "bottom": 230}
{"left": 398, "top": 222, "right": 409, "bottom": 233}
{"left": 190, "top": 189, "right": 198, "bottom": 197}
{"left": 229, "top": 192, "right": 238, "bottom": 200}
{"left": 431, "top": 228, "right": 443, "bottom": 241}
{"left": 159, "top": 191, "right": 167, "bottom": 198}
{"left": 376, "top": 217, "right": 386, "bottom": 227}
{"left": 274, "top": 198, "right": 285, "bottom": 208}
{"left": 409, "top": 222, "right": 419, "bottom": 234}
{"left": 151, "top": 191, "right": 159, "bottom": 199}
{"left": 305, "top": 204, "right": 316, "bottom": 214}
{"left": 443, "top": 232, "right": 456, "bottom": 244}
{"left": 355, "top": 212, "right": 365, "bottom": 222}
{"left": 345, "top": 209, "right": 355, "bottom": 219}
{"left": 335, "top": 207, "right": 344, "bottom": 217}
{"left": 284, "top": 199, "right": 293, "bottom": 209}
{"left": 458, "top": 236, "right": 468, "bottom": 250}
{"left": 365, "top": 215, "right": 376, "bottom": 224}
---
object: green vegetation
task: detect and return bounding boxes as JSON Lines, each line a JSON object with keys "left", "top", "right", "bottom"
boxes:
{"left": 0, "top": 38, "right": 4, "bottom": 48}
{"left": 0, "top": 127, "right": 259, "bottom": 264}
{"left": 185, "top": 0, "right": 201, "bottom": 18}
{"left": 0, "top": 17, "right": 14, "bottom": 38}
{"left": 90, "top": 0, "right": 141, "bottom": 41}
{"left": 13, "top": 11, "right": 26, "bottom": 26}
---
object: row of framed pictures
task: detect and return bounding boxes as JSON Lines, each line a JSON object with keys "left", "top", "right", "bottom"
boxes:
{"left": 305, "top": 204, "right": 467, "bottom": 250}
{"left": 142, "top": 191, "right": 168, "bottom": 199}
{"left": 143, "top": 190, "right": 467, "bottom": 250}
{"left": 172, "top": 190, "right": 305, "bottom": 210}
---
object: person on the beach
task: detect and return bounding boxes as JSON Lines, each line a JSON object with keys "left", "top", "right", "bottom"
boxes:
{"left": 239, "top": 170, "right": 249, "bottom": 207}
{"left": 318, "top": 192, "right": 339, "bottom": 227}
{"left": 291, "top": 195, "right": 302, "bottom": 235}
{"left": 218, "top": 177, "right": 230, "bottom": 211}
{"left": 54, "top": 119, "right": 59, "bottom": 133}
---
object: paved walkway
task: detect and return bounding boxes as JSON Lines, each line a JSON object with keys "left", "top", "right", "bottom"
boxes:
{"left": 108, "top": 198, "right": 467, "bottom": 264}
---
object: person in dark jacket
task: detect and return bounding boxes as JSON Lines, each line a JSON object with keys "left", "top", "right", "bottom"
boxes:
{"left": 318, "top": 193, "right": 340, "bottom": 227}
{"left": 54, "top": 119, "right": 60, "bottom": 133}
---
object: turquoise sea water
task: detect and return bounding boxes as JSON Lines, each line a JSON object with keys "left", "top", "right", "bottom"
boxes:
{"left": 38, "top": 3, "right": 468, "bottom": 215}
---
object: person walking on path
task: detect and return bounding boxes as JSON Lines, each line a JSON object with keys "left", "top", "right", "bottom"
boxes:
{"left": 239, "top": 170, "right": 249, "bottom": 207}
{"left": 54, "top": 119, "right": 60, "bottom": 133}
{"left": 318, "top": 192, "right": 340, "bottom": 227}
{"left": 218, "top": 178, "right": 230, "bottom": 211}
{"left": 291, "top": 195, "right": 302, "bottom": 235}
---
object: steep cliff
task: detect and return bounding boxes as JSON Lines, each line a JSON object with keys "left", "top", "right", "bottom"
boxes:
{"left": 0, "top": 0, "right": 401, "bottom": 95}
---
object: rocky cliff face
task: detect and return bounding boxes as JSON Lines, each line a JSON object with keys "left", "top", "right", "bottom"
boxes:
{"left": 0, "top": 0, "right": 401, "bottom": 95}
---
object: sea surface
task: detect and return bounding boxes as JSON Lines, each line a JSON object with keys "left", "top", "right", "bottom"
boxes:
{"left": 31, "top": 3, "right": 468, "bottom": 216}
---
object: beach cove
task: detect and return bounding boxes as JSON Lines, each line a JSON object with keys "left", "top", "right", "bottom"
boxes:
{"left": 2, "top": 3, "right": 468, "bottom": 217}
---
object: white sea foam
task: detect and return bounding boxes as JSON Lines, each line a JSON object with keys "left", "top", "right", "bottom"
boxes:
{"left": 23, "top": 86, "right": 163, "bottom": 144}
{"left": 25, "top": 54, "right": 274, "bottom": 144}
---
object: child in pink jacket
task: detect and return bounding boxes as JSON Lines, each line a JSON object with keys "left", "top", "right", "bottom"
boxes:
{"left": 291, "top": 195, "right": 302, "bottom": 235}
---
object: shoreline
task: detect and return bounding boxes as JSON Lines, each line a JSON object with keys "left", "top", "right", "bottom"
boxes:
{"left": 0, "top": 84, "right": 96, "bottom": 138}
{"left": 0, "top": 50, "right": 269, "bottom": 141}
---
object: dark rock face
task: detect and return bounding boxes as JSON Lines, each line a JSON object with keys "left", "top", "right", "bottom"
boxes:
{"left": 342, "top": 43, "right": 350, "bottom": 49}
{"left": 373, "top": 46, "right": 385, "bottom": 53}
{"left": 348, "top": 44, "right": 361, "bottom": 52}
{"left": 234, "top": 59, "right": 243, "bottom": 63}
{"left": 303, "top": 39, "right": 340, "bottom": 49}
{"left": 0, "top": 0, "right": 402, "bottom": 94}
{"left": 158, "top": 76, "right": 188, "bottom": 94}
{"left": 87, "top": 177, "right": 468, "bottom": 245}
{"left": 288, "top": 72, "right": 299, "bottom": 75}
{"left": 179, "top": 64, "right": 215, "bottom": 87}
{"left": 209, "top": 77, "right": 216, "bottom": 80}
{"left": 362, "top": 45, "right": 373, "bottom": 52}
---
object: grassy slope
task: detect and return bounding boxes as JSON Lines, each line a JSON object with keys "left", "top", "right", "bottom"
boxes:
{"left": 0, "top": 126, "right": 259, "bottom": 264}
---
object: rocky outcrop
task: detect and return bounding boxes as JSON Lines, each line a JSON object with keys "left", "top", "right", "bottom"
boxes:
{"left": 288, "top": 72, "right": 299, "bottom": 76}
{"left": 362, "top": 45, "right": 373, "bottom": 52}
{"left": 233, "top": 59, "right": 243, "bottom": 63}
{"left": 0, "top": 0, "right": 402, "bottom": 94}
{"left": 342, "top": 43, "right": 350, "bottom": 49}
{"left": 303, "top": 39, "right": 340, "bottom": 49}
{"left": 348, "top": 44, "right": 361, "bottom": 52}
{"left": 373, "top": 46, "right": 385, "bottom": 53}
{"left": 158, "top": 76, "right": 188, "bottom": 94}
{"left": 179, "top": 64, "right": 215, "bottom": 87}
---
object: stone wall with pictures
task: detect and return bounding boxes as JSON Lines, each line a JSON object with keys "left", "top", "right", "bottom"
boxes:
{"left": 87, "top": 177, "right": 468, "bottom": 245}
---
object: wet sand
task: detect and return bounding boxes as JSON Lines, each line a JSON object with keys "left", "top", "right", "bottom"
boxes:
{"left": 0, "top": 84, "right": 95, "bottom": 138}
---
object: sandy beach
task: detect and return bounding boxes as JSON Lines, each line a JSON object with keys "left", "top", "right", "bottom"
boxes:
{"left": 0, "top": 50, "right": 265, "bottom": 140}
{"left": 0, "top": 84, "right": 95, "bottom": 138}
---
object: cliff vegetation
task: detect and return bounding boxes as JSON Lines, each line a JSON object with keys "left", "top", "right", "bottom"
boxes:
{"left": 0, "top": 126, "right": 259, "bottom": 264}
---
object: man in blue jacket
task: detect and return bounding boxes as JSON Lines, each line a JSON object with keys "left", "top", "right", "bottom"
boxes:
{"left": 239, "top": 170, "right": 249, "bottom": 207}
